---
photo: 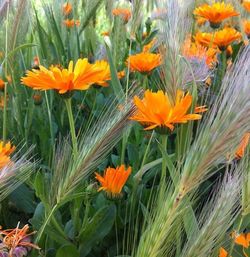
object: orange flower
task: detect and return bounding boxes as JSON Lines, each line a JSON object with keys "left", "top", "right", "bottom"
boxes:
{"left": 63, "top": 2, "right": 72, "bottom": 15}
{"left": 194, "top": 28, "right": 242, "bottom": 50}
{"left": 235, "top": 133, "right": 250, "bottom": 159}
{"left": 243, "top": 1, "right": 250, "bottom": 12}
{"left": 95, "top": 165, "right": 131, "bottom": 197}
{"left": 196, "top": 17, "right": 207, "bottom": 26}
{"left": 231, "top": 231, "right": 250, "bottom": 248}
{"left": 130, "top": 90, "right": 206, "bottom": 131}
{"left": 0, "top": 224, "right": 40, "bottom": 256}
{"left": 218, "top": 247, "right": 229, "bottom": 257}
{"left": 0, "top": 78, "right": 5, "bottom": 90}
{"left": 101, "top": 31, "right": 110, "bottom": 37}
{"left": 126, "top": 52, "right": 162, "bottom": 74}
{"left": 92, "top": 60, "right": 125, "bottom": 87}
{"left": 243, "top": 20, "right": 250, "bottom": 38}
{"left": 193, "top": 2, "right": 239, "bottom": 28}
{"left": 0, "top": 141, "right": 15, "bottom": 169}
{"left": 112, "top": 8, "right": 131, "bottom": 23}
{"left": 63, "top": 19, "right": 80, "bottom": 28}
{"left": 21, "top": 59, "right": 105, "bottom": 94}
{"left": 182, "top": 37, "right": 218, "bottom": 66}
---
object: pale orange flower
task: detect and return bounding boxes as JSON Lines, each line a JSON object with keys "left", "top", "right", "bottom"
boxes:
{"left": 0, "top": 141, "right": 15, "bottom": 169}
{"left": 196, "top": 17, "right": 207, "bottom": 26}
{"left": 130, "top": 90, "right": 206, "bottom": 131}
{"left": 0, "top": 224, "right": 40, "bottom": 256}
{"left": 182, "top": 37, "right": 218, "bottom": 66}
{"left": 112, "top": 8, "right": 131, "bottom": 23}
{"left": 194, "top": 28, "right": 242, "bottom": 50}
{"left": 126, "top": 52, "right": 162, "bottom": 73}
{"left": 235, "top": 133, "right": 250, "bottom": 159}
{"left": 63, "top": 2, "right": 72, "bottom": 15}
{"left": 243, "top": 20, "right": 250, "bottom": 38}
{"left": 63, "top": 19, "right": 80, "bottom": 28}
{"left": 75, "top": 20, "right": 80, "bottom": 27}
{"left": 95, "top": 165, "right": 131, "bottom": 197}
{"left": 21, "top": 59, "right": 105, "bottom": 94}
{"left": 243, "top": 0, "right": 250, "bottom": 12}
{"left": 91, "top": 60, "right": 125, "bottom": 87}
{"left": 193, "top": 2, "right": 239, "bottom": 28}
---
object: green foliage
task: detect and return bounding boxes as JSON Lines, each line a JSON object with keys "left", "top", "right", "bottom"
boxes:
{"left": 0, "top": 0, "right": 250, "bottom": 257}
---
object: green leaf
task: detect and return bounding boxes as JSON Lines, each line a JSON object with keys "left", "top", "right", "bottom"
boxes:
{"left": 56, "top": 245, "right": 80, "bottom": 257}
{"left": 9, "top": 184, "right": 36, "bottom": 213}
{"left": 79, "top": 205, "right": 116, "bottom": 257}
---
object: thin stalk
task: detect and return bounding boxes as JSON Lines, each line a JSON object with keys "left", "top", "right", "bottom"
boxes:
{"left": 35, "top": 204, "right": 58, "bottom": 243}
{"left": 213, "top": 50, "right": 227, "bottom": 92}
{"left": 3, "top": 2, "right": 10, "bottom": 142}
{"left": 45, "top": 92, "right": 55, "bottom": 164}
{"left": 64, "top": 98, "right": 78, "bottom": 158}
{"left": 3, "top": 83, "right": 8, "bottom": 142}
{"left": 160, "top": 134, "right": 168, "bottom": 184}
{"left": 120, "top": 128, "right": 130, "bottom": 164}
{"left": 142, "top": 75, "right": 148, "bottom": 90}
{"left": 158, "top": 134, "right": 168, "bottom": 200}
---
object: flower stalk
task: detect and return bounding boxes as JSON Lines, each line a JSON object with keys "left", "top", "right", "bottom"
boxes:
{"left": 64, "top": 98, "right": 78, "bottom": 158}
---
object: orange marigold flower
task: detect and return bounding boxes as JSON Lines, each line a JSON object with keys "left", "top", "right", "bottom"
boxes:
{"left": 95, "top": 165, "right": 131, "bottom": 197}
{"left": 112, "top": 8, "right": 131, "bottom": 23}
{"left": 243, "top": 20, "right": 250, "bottom": 38}
{"left": 235, "top": 133, "right": 250, "bottom": 159}
{"left": 0, "top": 78, "right": 5, "bottom": 90}
{"left": 63, "top": 2, "right": 72, "bottom": 15}
{"left": 0, "top": 224, "right": 40, "bottom": 256}
{"left": 193, "top": 2, "right": 239, "bottom": 28}
{"left": 196, "top": 17, "right": 207, "bottom": 26}
{"left": 218, "top": 247, "right": 229, "bottom": 257}
{"left": 63, "top": 19, "right": 80, "bottom": 28}
{"left": 231, "top": 231, "right": 250, "bottom": 248}
{"left": 194, "top": 28, "right": 242, "bottom": 50}
{"left": 243, "top": 0, "right": 250, "bottom": 12}
{"left": 0, "top": 141, "right": 15, "bottom": 169}
{"left": 130, "top": 90, "right": 205, "bottom": 131}
{"left": 126, "top": 52, "right": 162, "bottom": 74}
{"left": 182, "top": 37, "right": 218, "bottom": 66}
{"left": 91, "top": 60, "right": 125, "bottom": 87}
{"left": 21, "top": 59, "right": 104, "bottom": 94}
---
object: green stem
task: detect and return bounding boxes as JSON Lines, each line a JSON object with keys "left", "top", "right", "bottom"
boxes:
{"left": 2, "top": 83, "right": 8, "bottom": 142}
{"left": 228, "top": 216, "right": 243, "bottom": 257}
{"left": 64, "top": 98, "right": 78, "bottom": 158}
{"left": 3, "top": 2, "right": 10, "bottom": 142}
{"left": 35, "top": 204, "right": 58, "bottom": 243}
{"left": 134, "top": 131, "right": 155, "bottom": 183}
{"left": 213, "top": 50, "right": 227, "bottom": 92}
{"left": 142, "top": 75, "right": 148, "bottom": 90}
{"left": 45, "top": 92, "right": 55, "bottom": 164}
{"left": 160, "top": 134, "right": 168, "bottom": 182}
